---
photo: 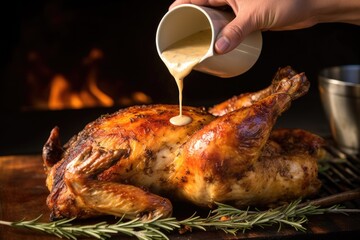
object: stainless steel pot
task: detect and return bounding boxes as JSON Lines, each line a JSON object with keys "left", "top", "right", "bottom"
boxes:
{"left": 319, "top": 65, "right": 360, "bottom": 154}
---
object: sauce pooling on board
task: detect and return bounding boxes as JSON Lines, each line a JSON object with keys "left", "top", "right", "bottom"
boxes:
{"left": 161, "top": 29, "right": 211, "bottom": 126}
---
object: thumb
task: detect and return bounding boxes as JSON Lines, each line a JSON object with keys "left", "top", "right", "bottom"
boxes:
{"left": 215, "top": 17, "right": 253, "bottom": 54}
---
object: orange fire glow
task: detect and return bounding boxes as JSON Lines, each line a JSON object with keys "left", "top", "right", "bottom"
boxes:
{"left": 48, "top": 49, "right": 114, "bottom": 110}
{"left": 26, "top": 48, "right": 151, "bottom": 110}
{"left": 48, "top": 73, "right": 114, "bottom": 110}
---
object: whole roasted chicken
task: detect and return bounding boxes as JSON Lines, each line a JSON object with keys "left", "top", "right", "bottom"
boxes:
{"left": 43, "top": 66, "right": 325, "bottom": 221}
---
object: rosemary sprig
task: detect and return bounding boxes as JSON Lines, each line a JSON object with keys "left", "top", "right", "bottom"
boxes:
{"left": 1, "top": 199, "right": 358, "bottom": 240}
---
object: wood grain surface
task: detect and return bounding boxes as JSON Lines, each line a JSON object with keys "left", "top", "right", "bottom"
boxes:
{"left": 1, "top": 155, "right": 360, "bottom": 240}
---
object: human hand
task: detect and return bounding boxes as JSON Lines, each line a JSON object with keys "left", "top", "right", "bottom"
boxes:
{"left": 170, "top": 0, "right": 360, "bottom": 54}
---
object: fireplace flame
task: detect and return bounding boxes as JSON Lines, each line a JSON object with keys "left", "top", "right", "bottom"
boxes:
{"left": 48, "top": 49, "right": 114, "bottom": 110}
{"left": 48, "top": 73, "right": 114, "bottom": 110}
{"left": 25, "top": 48, "right": 152, "bottom": 110}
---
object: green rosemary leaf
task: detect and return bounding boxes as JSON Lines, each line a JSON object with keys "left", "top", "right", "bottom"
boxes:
{"left": 0, "top": 200, "right": 357, "bottom": 240}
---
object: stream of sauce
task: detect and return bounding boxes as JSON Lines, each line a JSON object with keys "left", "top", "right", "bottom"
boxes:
{"left": 161, "top": 29, "right": 211, "bottom": 126}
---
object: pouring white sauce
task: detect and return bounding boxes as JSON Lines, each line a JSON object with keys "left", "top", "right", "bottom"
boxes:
{"left": 161, "top": 29, "right": 211, "bottom": 126}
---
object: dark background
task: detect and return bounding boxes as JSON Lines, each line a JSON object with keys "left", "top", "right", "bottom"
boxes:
{"left": 0, "top": 0, "right": 359, "bottom": 155}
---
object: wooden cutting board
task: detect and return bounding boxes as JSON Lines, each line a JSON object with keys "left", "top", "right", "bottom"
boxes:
{"left": 1, "top": 155, "right": 360, "bottom": 240}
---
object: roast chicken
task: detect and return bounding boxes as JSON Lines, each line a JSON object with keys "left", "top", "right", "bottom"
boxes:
{"left": 42, "top": 66, "right": 325, "bottom": 221}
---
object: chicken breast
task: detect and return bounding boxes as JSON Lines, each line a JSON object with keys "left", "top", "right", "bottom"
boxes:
{"left": 42, "top": 66, "right": 325, "bottom": 220}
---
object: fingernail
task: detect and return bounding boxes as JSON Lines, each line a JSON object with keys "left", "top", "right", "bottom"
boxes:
{"left": 215, "top": 36, "right": 230, "bottom": 54}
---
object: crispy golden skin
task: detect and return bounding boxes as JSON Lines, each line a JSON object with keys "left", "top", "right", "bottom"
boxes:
{"left": 43, "top": 66, "right": 324, "bottom": 220}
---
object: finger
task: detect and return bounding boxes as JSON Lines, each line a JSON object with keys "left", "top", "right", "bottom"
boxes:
{"left": 169, "top": 0, "right": 227, "bottom": 9}
{"left": 215, "top": 16, "right": 254, "bottom": 54}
